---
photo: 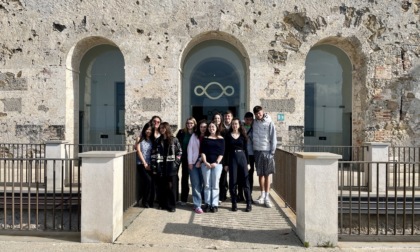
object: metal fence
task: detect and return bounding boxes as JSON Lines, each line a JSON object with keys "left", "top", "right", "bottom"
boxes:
{"left": 281, "top": 145, "right": 365, "bottom": 161}
{"left": 389, "top": 146, "right": 420, "bottom": 163}
{"left": 273, "top": 148, "right": 297, "bottom": 213}
{"left": 0, "top": 158, "right": 81, "bottom": 231}
{"left": 0, "top": 143, "right": 45, "bottom": 159}
{"left": 64, "top": 144, "right": 134, "bottom": 162}
{"left": 123, "top": 151, "right": 139, "bottom": 212}
{"left": 338, "top": 161, "right": 420, "bottom": 238}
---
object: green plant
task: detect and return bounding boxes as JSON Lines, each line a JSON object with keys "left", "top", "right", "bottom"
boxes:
{"left": 319, "top": 241, "right": 334, "bottom": 248}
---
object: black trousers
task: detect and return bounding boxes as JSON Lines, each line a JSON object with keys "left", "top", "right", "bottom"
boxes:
{"left": 180, "top": 156, "right": 190, "bottom": 202}
{"left": 238, "top": 155, "right": 254, "bottom": 199}
{"left": 156, "top": 174, "right": 177, "bottom": 210}
{"left": 229, "top": 151, "right": 251, "bottom": 204}
{"left": 138, "top": 164, "right": 155, "bottom": 206}
{"left": 219, "top": 169, "right": 228, "bottom": 201}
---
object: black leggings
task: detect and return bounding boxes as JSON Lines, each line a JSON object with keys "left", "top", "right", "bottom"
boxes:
{"left": 156, "top": 174, "right": 177, "bottom": 209}
{"left": 180, "top": 156, "right": 190, "bottom": 202}
{"left": 138, "top": 164, "right": 155, "bottom": 206}
{"left": 229, "top": 151, "right": 251, "bottom": 204}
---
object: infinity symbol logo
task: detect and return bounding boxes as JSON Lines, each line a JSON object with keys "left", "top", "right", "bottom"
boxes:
{"left": 194, "top": 82, "right": 235, "bottom": 100}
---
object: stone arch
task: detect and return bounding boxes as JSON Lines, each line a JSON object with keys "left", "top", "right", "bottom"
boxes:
{"left": 179, "top": 31, "right": 250, "bottom": 125}
{"left": 310, "top": 36, "right": 368, "bottom": 146}
{"left": 180, "top": 31, "right": 250, "bottom": 67}
{"left": 65, "top": 36, "right": 123, "bottom": 147}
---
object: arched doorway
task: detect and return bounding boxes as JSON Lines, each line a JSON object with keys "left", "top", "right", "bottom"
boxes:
{"left": 79, "top": 45, "right": 125, "bottom": 145}
{"left": 304, "top": 44, "right": 352, "bottom": 152}
{"left": 182, "top": 40, "right": 247, "bottom": 122}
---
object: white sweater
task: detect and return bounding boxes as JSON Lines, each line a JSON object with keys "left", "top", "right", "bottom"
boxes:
{"left": 187, "top": 134, "right": 201, "bottom": 165}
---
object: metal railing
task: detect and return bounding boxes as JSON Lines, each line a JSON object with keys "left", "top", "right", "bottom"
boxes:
{"left": 273, "top": 148, "right": 296, "bottom": 213}
{"left": 65, "top": 144, "right": 134, "bottom": 159}
{"left": 281, "top": 145, "right": 365, "bottom": 161}
{"left": 389, "top": 146, "right": 420, "bottom": 163}
{"left": 0, "top": 158, "right": 81, "bottom": 231}
{"left": 338, "top": 162, "right": 369, "bottom": 190}
{"left": 123, "top": 151, "right": 138, "bottom": 212}
{"left": 338, "top": 161, "right": 420, "bottom": 238}
{"left": 0, "top": 143, "right": 45, "bottom": 159}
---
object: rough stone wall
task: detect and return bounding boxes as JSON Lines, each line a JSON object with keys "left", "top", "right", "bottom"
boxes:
{"left": 0, "top": 0, "right": 419, "bottom": 146}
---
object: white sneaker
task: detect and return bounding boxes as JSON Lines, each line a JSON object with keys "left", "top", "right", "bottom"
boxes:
{"left": 254, "top": 195, "right": 264, "bottom": 204}
{"left": 264, "top": 198, "right": 272, "bottom": 208}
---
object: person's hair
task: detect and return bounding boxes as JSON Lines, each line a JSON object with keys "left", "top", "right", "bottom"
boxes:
{"left": 183, "top": 117, "right": 197, "bottom": 133}
{"left": 224, "top": 110, "right": 234, "bottom": 117}
{"left": 160, "top": 122, "right": 174, "bottom": 144}
{"left": 229, "top": 118, "right": 248, "bottom": 140}
{"left": 149, "top": 115, "right": 162, "bottom": 127}
{"left": 244, "top": 112, "right": 254, "bottom": 119}
{"left": 194, "top": 119, "right": 207, "bottom": 137}
{"left": 149, "top": 115, "right": 162, "bottom": 140}
{"left": 211, "top": 113, "right": 223, "bottom": 132}
{"left": 140, "top": 122, "right": 152, "bottom": 142}
{"left": 253, "top": 106, "right": 263, "bottom": 114}
{"left": 206, "top": 121, "right": 221, "bottom": 137}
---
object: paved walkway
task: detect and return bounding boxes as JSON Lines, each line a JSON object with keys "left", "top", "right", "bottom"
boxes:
{"left": 115, "top": 190, "right": 301, "bottom": 250}
{"left": 1, "top": 178, "right": 420, "bottom": 251}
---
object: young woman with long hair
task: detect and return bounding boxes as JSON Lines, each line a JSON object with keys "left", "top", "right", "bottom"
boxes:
{"left": 187, "top": 119, "right": 207, "bottom": 213}
{"left": 136, "top": 122, "right": 155, "bottom": 208}
{"left": 151, "top": 122, "right": 182, "bottom": 212}
{"left": 225, "top": 118, "right": 252, "bottom": 212}
{"left": 200, "top": 121, "right": 224, "bottom": 213}
{"left": 176, "top": 117, "right": 197, "bottom": 204}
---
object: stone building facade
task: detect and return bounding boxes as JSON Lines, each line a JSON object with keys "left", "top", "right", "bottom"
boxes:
{"left": 0, "top": 0, "right": 419, "bottom": 147}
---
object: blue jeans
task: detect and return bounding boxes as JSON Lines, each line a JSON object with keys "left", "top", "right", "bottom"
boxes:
{"left": 201, "top": 163, "right": 223, "bottom": 207}
{"left": 189, "top": 166, "right": 203, "bottom": 209}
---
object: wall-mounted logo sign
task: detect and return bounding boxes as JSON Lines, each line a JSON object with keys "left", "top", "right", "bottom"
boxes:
{"left": 194, "top": 82, "right": 234, "bottom": 100}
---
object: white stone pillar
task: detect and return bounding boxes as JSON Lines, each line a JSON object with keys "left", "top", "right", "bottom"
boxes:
{"left": 363, "top": 142, "right": 389, "bottom": 193}
{"left": 295, "top": 152, "right": 341, "bottom": 247}
{"left": 45, "top": 140, "right": 67, "bottom": 191}
{"left": 79, "top": 151, "right": 125, "bottom": 243}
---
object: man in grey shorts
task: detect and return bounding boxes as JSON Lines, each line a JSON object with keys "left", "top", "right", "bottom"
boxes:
{"left": 252, "top": 106, "right": 277, "bottom": 208}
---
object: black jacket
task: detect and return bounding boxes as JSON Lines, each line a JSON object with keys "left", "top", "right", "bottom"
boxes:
{"left": 151, "top": 136, "right": 182, "bottom": 176}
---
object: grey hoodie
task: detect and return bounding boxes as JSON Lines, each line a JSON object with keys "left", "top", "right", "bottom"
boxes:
{"left": 252, "top": 113, "right": 277, "bottom": 154}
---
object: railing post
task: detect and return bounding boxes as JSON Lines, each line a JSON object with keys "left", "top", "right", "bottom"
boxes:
{"left": 363, "top": 142, "right": 389, "bottom": 193}
{"left": 79, "top": 151, "right": 125, "bottom": 243}
{"left": 295, "top": 152, "right": 341, "bottom": 247}
{"left": 45, "top": 140, "right": 67, "bottom": 191}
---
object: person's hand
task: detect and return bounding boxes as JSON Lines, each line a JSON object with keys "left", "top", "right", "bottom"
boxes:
{"left": 144, "top": 163, "right": 151, "bottom": 171}
{"left": 195, "top": 161, "right": 201, "bottom": 168}
{"left": 188, "top": 164, "right": 193, "bottom": 170}
{"left": 224, "top": 166, "right": 229, "bottom": 172}
{"left": 205, "top": 162, "right": 211, "bottom": 168}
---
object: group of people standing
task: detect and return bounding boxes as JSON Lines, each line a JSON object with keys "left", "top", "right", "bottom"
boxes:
{"left": 135, "top": 106, "right": 277, "bottom": 213}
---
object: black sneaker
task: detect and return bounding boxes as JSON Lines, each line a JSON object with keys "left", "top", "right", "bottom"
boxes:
{"left": 246, "top": 204, "right": 252, "bottom": 212}
{"left": 203, "top": 204, "right": 210, "bottom": 213}
{"left": 232, "top": 203, "right": 238, "bottom": 211}
{"left": 211, "top": 206, "right": 218, "bottom": 213}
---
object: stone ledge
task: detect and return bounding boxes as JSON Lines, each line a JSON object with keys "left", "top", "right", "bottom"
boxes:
{"left": 78, "top": 151, "right": 127, "bottom": 158}
{"left": 295, "top": 152, "right": 342, "bottom": 160}
{"left": 363, "top": 142, "right": 390, "bottom": 147}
